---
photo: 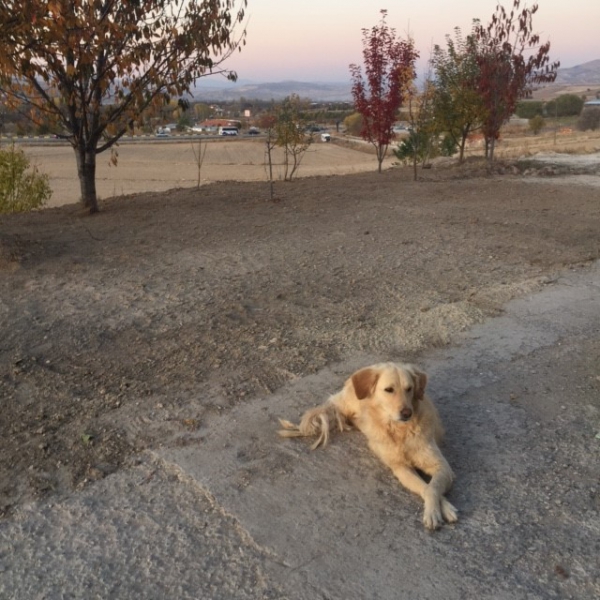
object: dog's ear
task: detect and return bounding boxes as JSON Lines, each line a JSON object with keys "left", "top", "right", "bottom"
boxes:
{"left": 408, "top": 365, "right": 428, "bottom": 400}
{"left": 351, "top": 367, "right": 380, "bottom": 400}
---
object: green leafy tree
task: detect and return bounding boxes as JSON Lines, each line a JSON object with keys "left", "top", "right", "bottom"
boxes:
{"left": 402, "top": 79, "right": 440, "bottom": 179}
{"left": 177, "top": 115, "right": 192, "bottom": 131}
{"left": 0, "top": 145, "right": 52, "bottom": 213}
{"left": 350, "top": 10, "right": 418, "bottom": 173}
{"left": 0, "top": 0, "right": 247, "bottom": 213}
{"left": 193, "top": 102, "right": 213, "bottom": 122}
{"left": 515, "top": 100, "right": 543, "bottom": 119}
{"left": 545, "top": 94, "right": 584, "bottom": 117}
{"left": 431, "top": 27, "right": 486, "bottom": 162}
{"left": 440, "top": 134, "right": 458, "bottom": 157}
{"left": 394, "top": 130, "right": 429, "bottom": 166}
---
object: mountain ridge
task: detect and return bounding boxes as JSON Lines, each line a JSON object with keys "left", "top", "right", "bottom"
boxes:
{"left": 554, "top": 59, "right": 600, "bottom": 85}
{"left": 189, "top": 59, "right": 600, "bottom": 103}
{"left": 191, "top": 79, "right": 353, "bottom": 102}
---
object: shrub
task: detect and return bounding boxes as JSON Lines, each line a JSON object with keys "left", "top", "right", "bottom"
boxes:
{"left": 528, "top": 114, "right": 545, "bottom": 135}
{"left": 545, "top": 94, "right": 584, "bottom": 117}
{"left": 0, "top": 145, "right": 52, "bottom": 213}
{"left": 393, "top": 130, "right": 429, "bottom": 165}
{"left": 577, "top": 108, "right": 600, "bottom": 131}
{"left": 343, "top": 112, "right": 363, "bottom": 136}
{"left": 440, "top": 134, "right": 458, "bottom": 157}
{"left": 516, "top": 100, "right": 543, "bottom": 119}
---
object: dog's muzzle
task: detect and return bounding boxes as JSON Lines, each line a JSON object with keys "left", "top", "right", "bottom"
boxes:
{"left": 399, "top": 408, "right": 413, "bottom": 421}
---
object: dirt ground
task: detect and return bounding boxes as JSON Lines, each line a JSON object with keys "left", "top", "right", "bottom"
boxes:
{"left": 1, "top": 153, "right": 599, "bottom": 518}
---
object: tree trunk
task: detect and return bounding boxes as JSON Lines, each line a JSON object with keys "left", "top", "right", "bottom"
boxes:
{"left": 192, "top": 137, "right": 207, "bottom": 187}
{"left": 283, "top": 145, "right": 290, "bottom": 181}
{"left": 488, "top": 137, "right": 496, "bottom": 162}
{"left": 376, "top": 143, "right": 386, "bottom": 173}
{"left": 75, "top": 147, "right": 99, "bottom": 213}
{"left": 265, "top": 138, "right": 274, "bottom": 200}
{"left": 459, "top": 134, "right": 467, "bottom": 163}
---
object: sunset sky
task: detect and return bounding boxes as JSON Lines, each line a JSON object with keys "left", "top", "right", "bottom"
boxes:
{"left": 224, "top": 0, "right": 599, "bottom": 83}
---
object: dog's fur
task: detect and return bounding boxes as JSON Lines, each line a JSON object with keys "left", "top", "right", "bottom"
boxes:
{"left": 278, "top": 362, "right": 457, "bottom": 530}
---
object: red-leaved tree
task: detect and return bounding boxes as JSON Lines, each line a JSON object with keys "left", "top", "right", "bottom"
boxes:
{"left": 350, "top": 10, "right": 418, "bottom": 173}
{"left": 474, "top": 1, "right": 559, "bottom": 160}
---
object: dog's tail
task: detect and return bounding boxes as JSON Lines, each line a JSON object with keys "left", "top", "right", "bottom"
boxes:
{"left": 278, "top": 403, "right": 349, "bottom": 450}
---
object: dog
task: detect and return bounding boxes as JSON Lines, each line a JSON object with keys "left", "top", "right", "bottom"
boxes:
{"left": 278, "top": 362, "right": 457, "bottom": 530}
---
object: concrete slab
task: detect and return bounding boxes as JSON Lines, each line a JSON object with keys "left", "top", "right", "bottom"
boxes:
{"left": 156, "top": 262, "right": 600, "bottom": 599}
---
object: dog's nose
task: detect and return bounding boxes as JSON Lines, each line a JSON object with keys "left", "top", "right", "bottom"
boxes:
{"left": 400, "top": 408, "right": 413, "bottom": 421}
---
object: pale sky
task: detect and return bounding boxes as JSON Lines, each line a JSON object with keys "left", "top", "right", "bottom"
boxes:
{"left": 224, "top": 0, "right": 599, "bottom": 82}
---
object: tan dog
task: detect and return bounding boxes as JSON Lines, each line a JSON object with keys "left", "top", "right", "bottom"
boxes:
{"left": 279, "top": 362, "right": 458, "bottom": 530}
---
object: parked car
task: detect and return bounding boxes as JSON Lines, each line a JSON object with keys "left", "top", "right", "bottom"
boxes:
{"left": 321, "top": 133, "right": 331, "bottom": 142}
{"left": 393, "top": 124, "right": 411, "bottom": 135}
{"left": 247, "top": 127, "right": 260, "bottom": 135}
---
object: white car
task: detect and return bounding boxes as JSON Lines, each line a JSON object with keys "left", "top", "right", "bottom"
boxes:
{"left": 321, "top": 133, "right": 331, "bottom": 142}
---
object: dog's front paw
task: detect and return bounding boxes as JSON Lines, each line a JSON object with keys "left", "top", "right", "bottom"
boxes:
{"left": 423, "top": 503, "right": 444, "bottom": 530}
{"left": 423, "top": 493, "right": 458, "bottom": 529}
{"left": 441, "top": 497, "right": 458, "bottom": 523}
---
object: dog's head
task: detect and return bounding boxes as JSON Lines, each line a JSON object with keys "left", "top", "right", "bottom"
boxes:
{"left": 350, "top": 363, "right": 428, "bottom": 423}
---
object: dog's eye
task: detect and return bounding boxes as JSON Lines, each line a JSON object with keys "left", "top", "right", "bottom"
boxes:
{"left": 405, "top": 386, "right": 413, "bottom": 393}
{"left": 384, "top": 387, "right": 394, "bottom": 393}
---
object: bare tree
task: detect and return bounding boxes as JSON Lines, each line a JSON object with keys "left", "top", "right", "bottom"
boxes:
{"left": 257, "top": 114, "right": 277, "bottom": 200}
{"left": 191, "top": 137, "right": 208, "bottom": 188}
{"left": 275, "top": 95, "right": 313, "bottom": 182}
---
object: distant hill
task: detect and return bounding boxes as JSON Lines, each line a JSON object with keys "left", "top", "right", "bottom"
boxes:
{"left": 555, "top": 59, "right": 600, "bottom": 85}
{"left": 187, "top": 59, "right": 600, "bottom": 103}
{"left": 528, "top": 59, "right": 600, "bottom": 100}
{"left": 190, "top": 79, "right": 353, "bottom": 102}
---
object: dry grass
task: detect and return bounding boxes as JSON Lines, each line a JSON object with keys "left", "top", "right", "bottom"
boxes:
{"left": 15, "top": 128, "right": 600, "bottom": 209}
{"left": 21, "top": 138, "right": 395, "bottom": 208}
